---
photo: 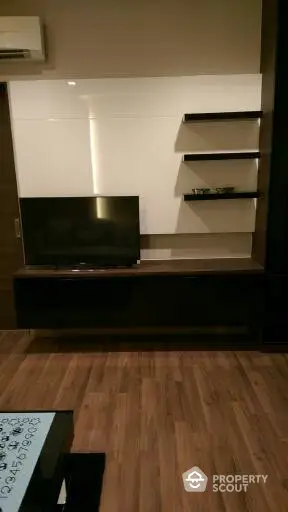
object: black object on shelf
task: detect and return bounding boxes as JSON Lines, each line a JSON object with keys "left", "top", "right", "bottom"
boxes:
{"left": 183, "top": 152, "right": 261, "bottom": 162}
{"left": 183, "top": 111, "right": 263, "bottom": 122}
{"left": 183, "top": 191, "right": 259, "bottom": 201}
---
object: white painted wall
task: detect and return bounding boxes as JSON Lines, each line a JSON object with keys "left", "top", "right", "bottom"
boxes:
{"left": 9, "top": 74, "right": 261, "bottom": 237}
{"left": 0, "top": 0, "right": 261, "bottom": 79}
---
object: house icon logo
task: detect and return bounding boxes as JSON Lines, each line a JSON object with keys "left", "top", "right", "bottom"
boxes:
{"left": 182, "top": 466, "right": 208, "bottom": 492}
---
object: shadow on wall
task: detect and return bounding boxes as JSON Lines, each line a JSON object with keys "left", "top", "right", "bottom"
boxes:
{"left": 174, "top": 160, "right": 258, "bottom": 196}
{"left": 0, "top": 0, "right": 261, "bottom": 79}
{"left": 141, "top": 233, "right": 252, "bottom": 259}
{"left": 175, "top": 200, "right": 257, "bottom": 233}
{"left": 174, "top": 120, "right": 260, "bottom": 153}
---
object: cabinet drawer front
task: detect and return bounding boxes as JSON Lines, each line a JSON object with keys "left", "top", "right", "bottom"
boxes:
{"left": 14, "top": 274, "right": 264, "bottom": 328}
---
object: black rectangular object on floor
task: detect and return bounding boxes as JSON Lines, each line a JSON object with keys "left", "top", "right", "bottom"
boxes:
{"left": 63, "top": 453, "right": 105, "bottom": 512}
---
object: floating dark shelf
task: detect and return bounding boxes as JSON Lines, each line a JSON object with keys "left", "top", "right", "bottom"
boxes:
{"left": 184, "top": 191, "right": 259, "bottom": 201}
{"left": 183, "top": 151, "right": 260, "bottom": 162}
{"left": 183, "top": 111, "right": 263, "bottom": 122}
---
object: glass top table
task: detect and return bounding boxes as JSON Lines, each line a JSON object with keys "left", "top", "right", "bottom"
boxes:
{"left": 0, "top": 411, "right": 73, "bottom": 512}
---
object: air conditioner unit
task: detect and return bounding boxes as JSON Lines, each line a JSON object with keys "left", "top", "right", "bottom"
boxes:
{"left": 0, "top": 16, "right": 45, "bottom": 61}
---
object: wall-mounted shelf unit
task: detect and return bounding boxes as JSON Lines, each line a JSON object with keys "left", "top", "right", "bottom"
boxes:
{"left": 183, "top": 151, "right": 261, "bottom": 162}
{"left": 183, "top": 191, "right": 259, "bottom": 201}
{"left": 183, "top": 111, "right": 263, "bottom": 122}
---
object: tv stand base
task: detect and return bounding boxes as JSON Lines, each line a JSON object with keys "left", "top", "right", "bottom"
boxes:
{"left": 14, "top": 259, "right": 264, "bottom": 330}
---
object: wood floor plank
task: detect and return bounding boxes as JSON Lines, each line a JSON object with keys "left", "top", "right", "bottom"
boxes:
{"left": 176, "top": 424, "right": 226, "bottom": 511}
{"left": 0, "top": 354, "right": 48, "bottom": 409}
{"left": 232, "top": 401, "right": 287, "bottom": 512}
{"left": 140, "top": 378, "right": 160, "bottom": 512}
{"left": 0, "top": 329, "right": 30, "bottom": 354}
{"left": 0, "top": 330, "right": 287, "bottom": 511}
{"left": 225, "top": 406, "right": 272, "bottom": 512}
{"left": 53, "top": 354, "right": 92, "bottom": 413}
{"left": 237, "top": 353, "right": 288, "bottom": 438}
{"left": 72, "top": 393, "right": 105, "bottom": 452}
{"left": 0, "top": 353, "right": 25, "bottom": 405}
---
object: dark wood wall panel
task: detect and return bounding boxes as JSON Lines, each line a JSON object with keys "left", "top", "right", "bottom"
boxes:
{"left": 253, "top": 0, "right": 288, "bottom": 349}
{"left": 0, "top": 82, "right": 23, "bottom": 328}
{"left": 253, "top": 0, "right": 288, "bottom": 273}
{"left": 252, "top": 0, "right": 277, "bottom": 267}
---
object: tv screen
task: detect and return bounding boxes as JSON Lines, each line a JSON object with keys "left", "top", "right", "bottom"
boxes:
{"left": 20, "top": 196, "right": 140, "bottom": 267}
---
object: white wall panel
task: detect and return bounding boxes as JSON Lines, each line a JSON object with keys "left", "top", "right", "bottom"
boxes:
{"left": 12, "top": 119, "right": 93, "bottom": 197}
{"left": 9, "top": 76, "right": 261, "bottom": 119}
{"left": 9, "top": 75, "right": 261, "bottom": 234}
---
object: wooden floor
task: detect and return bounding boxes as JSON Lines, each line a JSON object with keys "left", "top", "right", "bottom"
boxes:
{"left": 0, "top": 331, "right": 287, "bottom": 511}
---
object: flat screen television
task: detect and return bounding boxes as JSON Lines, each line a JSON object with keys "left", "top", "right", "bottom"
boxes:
{"left": 20, "top": 196, "right": 140, "bottom": 267}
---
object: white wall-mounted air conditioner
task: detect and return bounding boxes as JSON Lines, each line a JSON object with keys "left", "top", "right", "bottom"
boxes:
{"left": 0, "top": 16, "right": 45, "bottom": 61}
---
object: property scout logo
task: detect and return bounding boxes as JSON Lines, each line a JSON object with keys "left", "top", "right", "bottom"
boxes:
{"left": 182, "top": 466, "right": 268, "bottom": 493}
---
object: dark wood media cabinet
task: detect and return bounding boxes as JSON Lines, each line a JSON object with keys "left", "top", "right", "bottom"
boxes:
{"left": 13, "top": 259, "right": 265, "bottom": 331}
